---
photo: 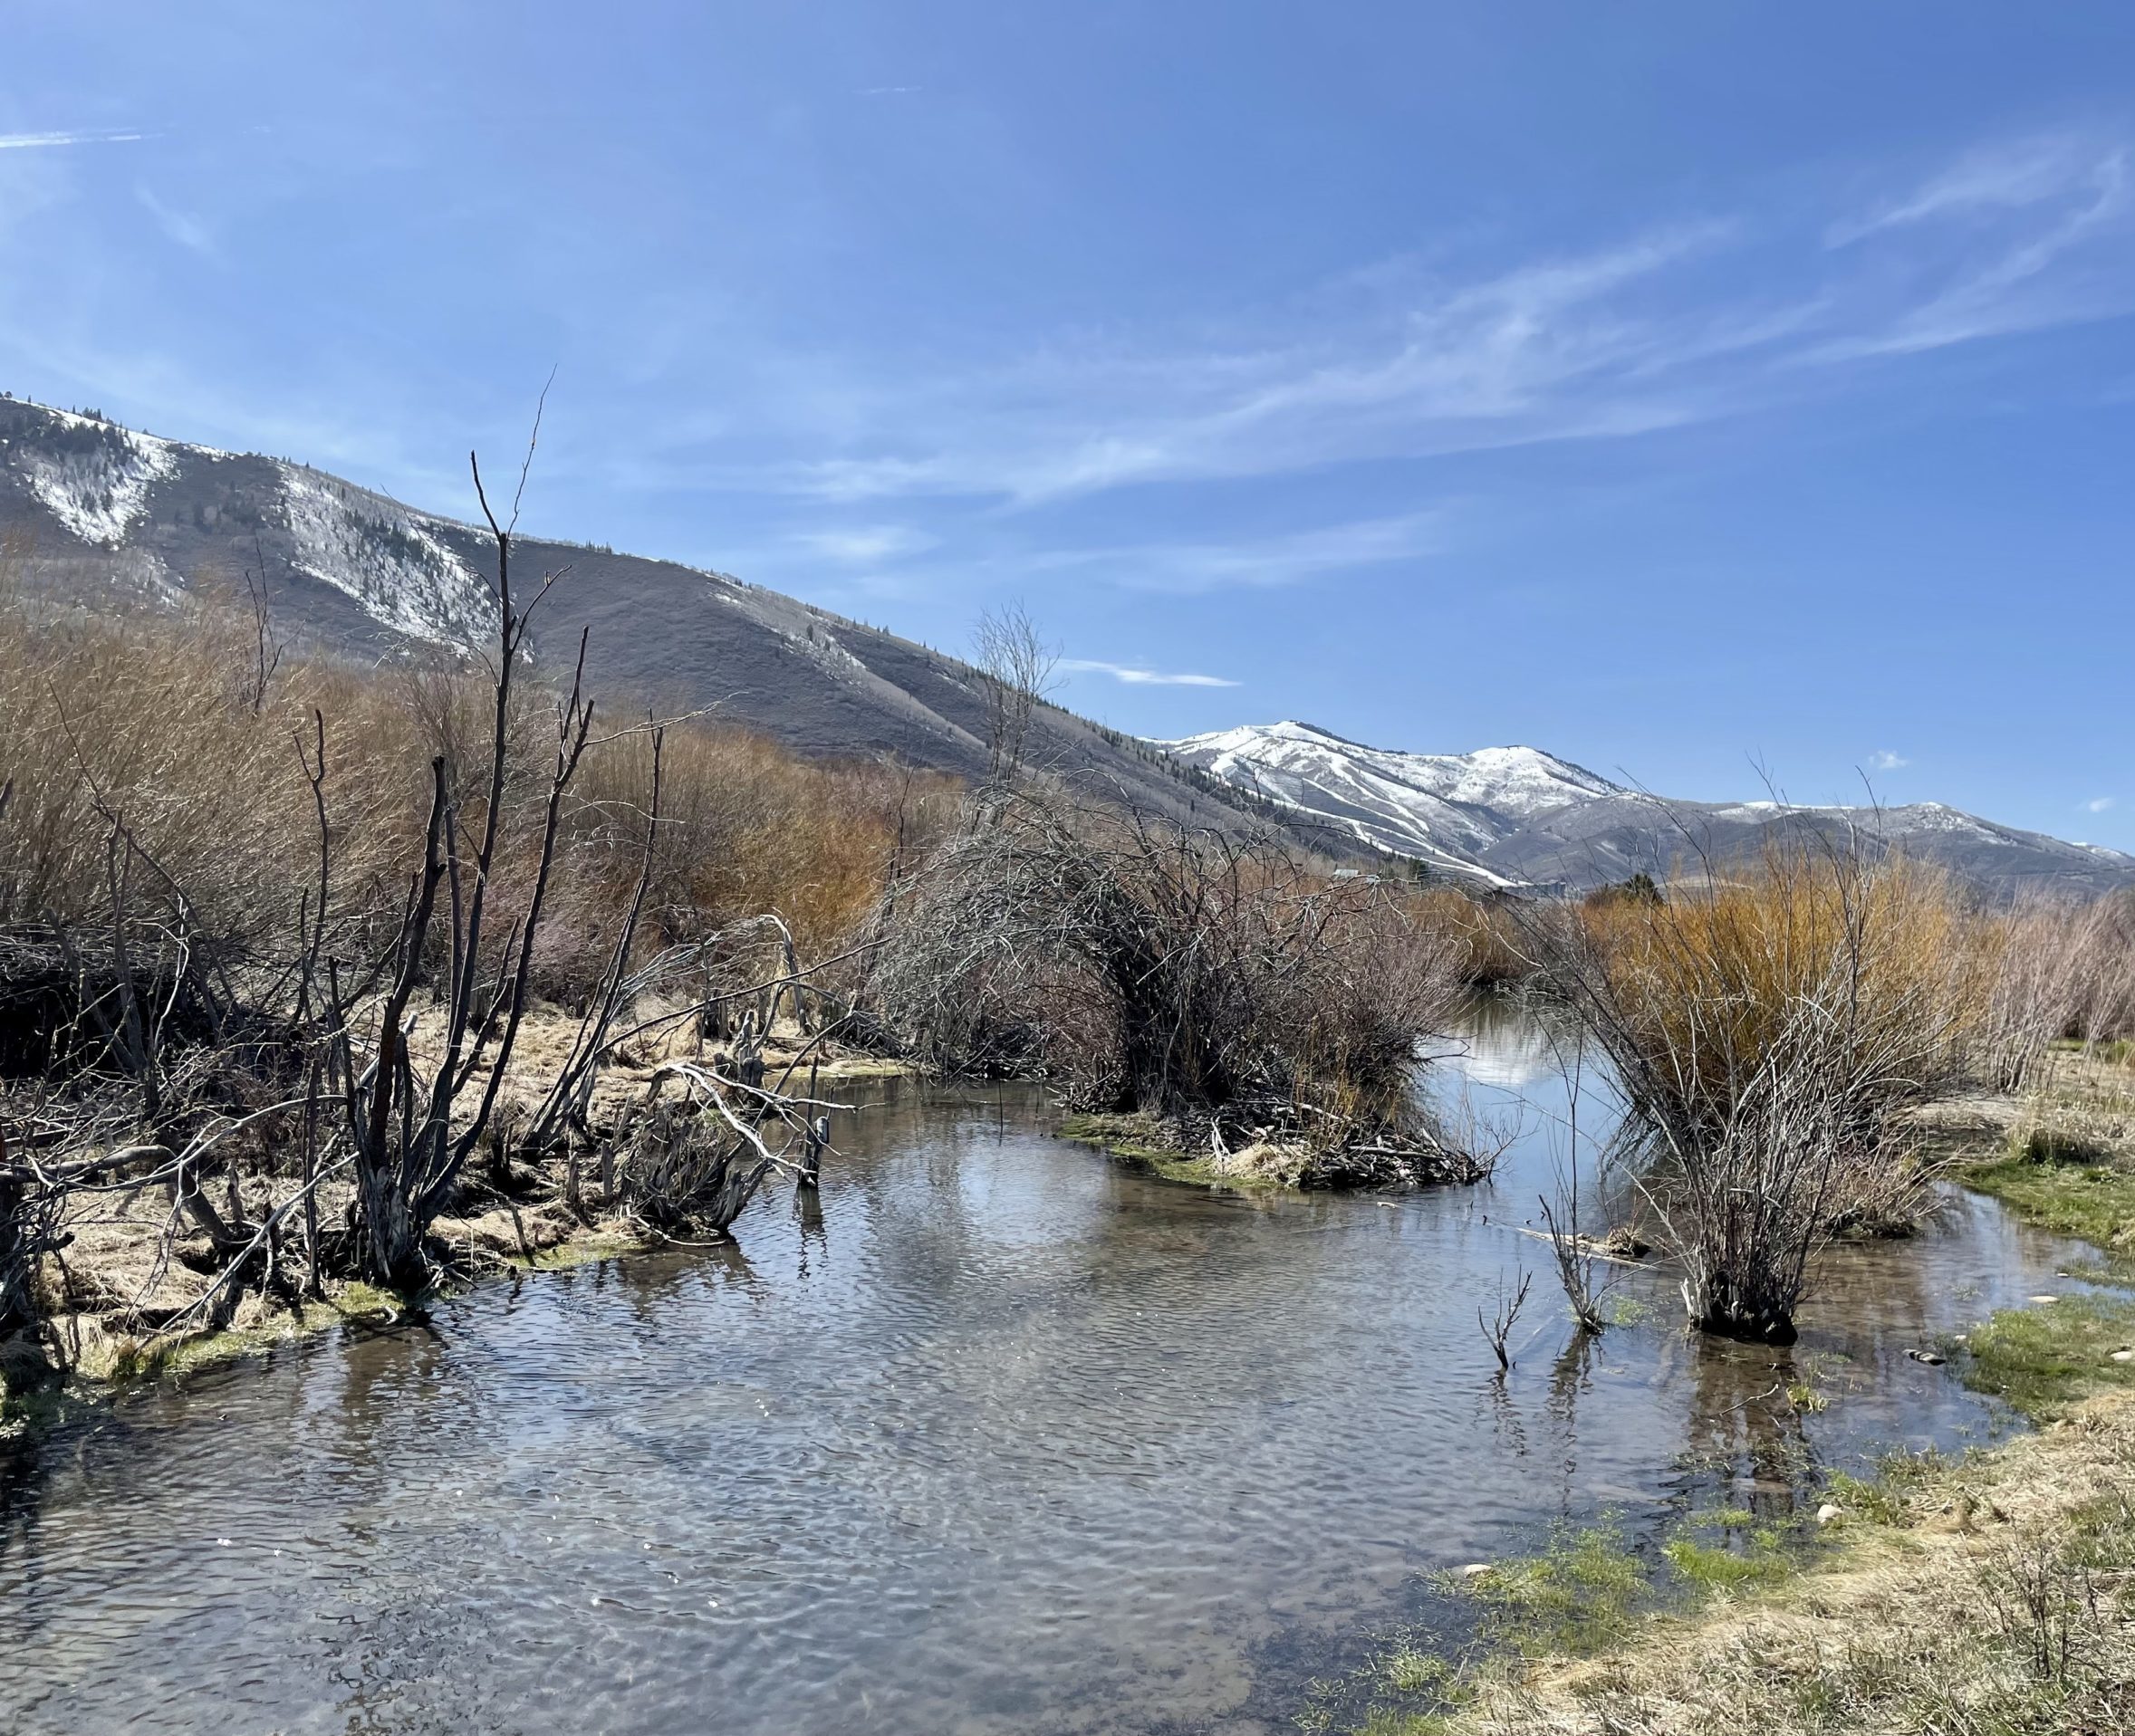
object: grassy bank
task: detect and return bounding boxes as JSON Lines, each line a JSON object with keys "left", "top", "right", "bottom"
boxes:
{"left": 1301, "top": 1058, "right": 2135, "bottom": 1736}
{"left": 1944, "top": 1042, "right": 2135, "bottom": 1272}
{"left": 1311, "top": 1335, "right": 2135, "bottom": 1735}
{"left": 1399, "top": 1387, "right": 2135, "bottom": 1735}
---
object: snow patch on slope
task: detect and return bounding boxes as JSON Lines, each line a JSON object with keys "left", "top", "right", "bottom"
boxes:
{"left": 16, "top": 411, "right": 178, "bottom": 546}
{"left": 281, "top": 467, "right": 496, "bottom": 647}
{"left": 712, "top": 586, "right": 879, "bottom": 680}
{"left": 1159, "top": 721, "right": 1623, "bottom": 884}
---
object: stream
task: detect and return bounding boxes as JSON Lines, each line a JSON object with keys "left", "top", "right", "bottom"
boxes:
{"left": 0, "top": 1002, "right": 2097, "bottom": 1733}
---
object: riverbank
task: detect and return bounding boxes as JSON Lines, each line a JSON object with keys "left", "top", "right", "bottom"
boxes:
{"left": 1420, "top": 1384, "right": 2135, "bottom": 1735}
{"left": 1, "top": 1009, "right": 906, "bottom": 1424}
{"left": 1328, "top": 1046, "right": 2135, "bottom": 1736}
{"left": 1930, "top": 1041, "right": 2135, "bottom": 1273}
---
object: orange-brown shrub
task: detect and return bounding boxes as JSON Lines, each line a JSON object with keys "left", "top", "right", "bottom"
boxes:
{"left": 0, "top": 587, "right": 957, "bottom": 1005}
{"left": 1533, "top": 840, "right": 2002, "bottom": 1341}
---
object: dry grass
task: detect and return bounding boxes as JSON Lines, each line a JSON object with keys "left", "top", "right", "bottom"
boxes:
{"left": 1435, "top": 1395, "right": 2135, "bottom": 1736}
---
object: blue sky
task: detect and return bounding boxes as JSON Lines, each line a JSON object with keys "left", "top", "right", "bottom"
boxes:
{"left": 4, "top": 4, "right": 2132, "bottom": 845}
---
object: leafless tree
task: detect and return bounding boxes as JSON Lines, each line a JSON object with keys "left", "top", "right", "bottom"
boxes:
{"left": 522, "top": 725, "right": 665, "bottom": 1153}
{"left": 971, "top": 602, "right": 1057, "bottom": 786}
{"left": 324, "top": 445, "right": 593, "bottom": 1290}
{"left": 241, "top": 532, "right": 284, "bottom": 716}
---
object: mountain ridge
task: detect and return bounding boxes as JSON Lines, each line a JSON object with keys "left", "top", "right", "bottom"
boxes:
{"left": 1160, "top": 720, "right": 2135, "bottom": 897}
{"left": 0, "top": 393, "right": 1313, "bottom": 847}
{"left": 3, "top": 394, "right": 2123, "bottom": 898}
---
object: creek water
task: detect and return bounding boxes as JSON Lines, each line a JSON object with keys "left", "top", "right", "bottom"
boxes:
{"left": 0, "top": 1004, "right": 2098, "bottom": 1734}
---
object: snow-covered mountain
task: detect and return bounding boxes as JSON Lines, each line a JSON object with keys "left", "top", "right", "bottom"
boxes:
{"left": 1162, "top": 721, "right": 2135, "bottom": 898}
{"left": 7, "top": 397, "right": 2127, "bottom": 901}
{"left": 0, "top": 399, "right": 499, "bottom": 647}
{"left": 1163, "top": 722, "right": 1625, "bottom": 886}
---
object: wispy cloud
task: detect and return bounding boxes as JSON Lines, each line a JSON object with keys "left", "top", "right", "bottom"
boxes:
{"left": 2083, "top": 796, "right": 2117, "bottom": 814}
{"left": 135, "top": 186, "right": 213, "bottom": 256}
{"left": 791, "top": 524, "right": 938, "bottom": 562}
{"left": 1803, "top": 132, "right": 2132, "bottom": 361}
{"left": 857, "top": 86, "right": 922, "bottom": 97}
{"left": 1866, "top": 749, "right": 1909, "bottom": 771}
{"left": 784, "top": 231, "right": 1725, "bottom": 505}
{"left": 1830, "top": 132, "right": 2115, "bottom": 245}
{"left": 0, "top": 127, "right": 149, "bottom": 151}
{"left": 1059, "top": 658, "right": 1239, "bottom": 688}
{"left": 679, "top": 129, "right": 2135, "bottom": 512}
{"left": 1027, "top": 512, "right": 1444, "bottom": 593}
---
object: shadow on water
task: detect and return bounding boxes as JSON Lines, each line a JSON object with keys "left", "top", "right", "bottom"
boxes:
{"left": 0, "top": 1011, "right": 2103, "bottom": 1736}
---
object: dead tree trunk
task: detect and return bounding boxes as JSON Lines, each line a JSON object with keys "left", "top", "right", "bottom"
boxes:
{"left": 333, "top": 442, "right": 598, "bottom": 1291}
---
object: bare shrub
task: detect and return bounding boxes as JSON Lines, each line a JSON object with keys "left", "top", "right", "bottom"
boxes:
{"left": 1982, "top": 889, "right": 2135, "bottom": 1087}
{"left": 1479, "top": 1269, "right": 1534, "bottom": 1372}
{"left": 614, "top": 1097, "right": 775, "bottom": 1234}
{"left": 871, "top": 785, "right": 1473, "bottom": 1181}
{"left": 1536, "top": 1028, "right": 1613, "bottom": 1335}
{"left": 615, "top": 1060, "right": 835, "bottom": 1235}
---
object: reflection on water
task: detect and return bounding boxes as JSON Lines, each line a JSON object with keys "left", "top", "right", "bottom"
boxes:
{"left": 0, "top": 1010, "right": 2098, "bottom": 1735}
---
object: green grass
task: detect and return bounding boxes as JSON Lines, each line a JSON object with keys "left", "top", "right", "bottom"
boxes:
{"left": 1822, "top": 1446, "right": 1950, "bottom": 1527}
{"left": 1457, "top": 1517, "right": 1649, "bottom": 1656}
{"left": 1291, "top": 1625, "right": 1468, "bottom": 1736}
{"left": 2061, "top": 1036, "right": 2135, "bottom": 1067}
{"left": 98, "top": 1280, "right": 404, "bottom": 1383}
{"left": 0, "top": 1366, "right": 67, "bottom": 1435}
{"left": 1376, "top": 1645, "right": 1452, "bottom": 1696}
{"left": 1350, "top": 1713, "right": 1455, "bottom": 1736}
{"left": 505, "top": 1225, "right": 646, "bottom": 1271}
{"left": 1959, "top": 1291, "right": 2135, "bottom": 1420}
{"left": 1963, "top": 1148, "right": 2135, "bottom": 1259}
{"left": 1661, "top": 1529, "right": 1793, "bottom": 1591}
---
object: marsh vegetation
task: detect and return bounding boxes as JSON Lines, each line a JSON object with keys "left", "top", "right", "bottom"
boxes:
{"left": 5, "top": 474, "right": 2135, "bottom": 1735}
